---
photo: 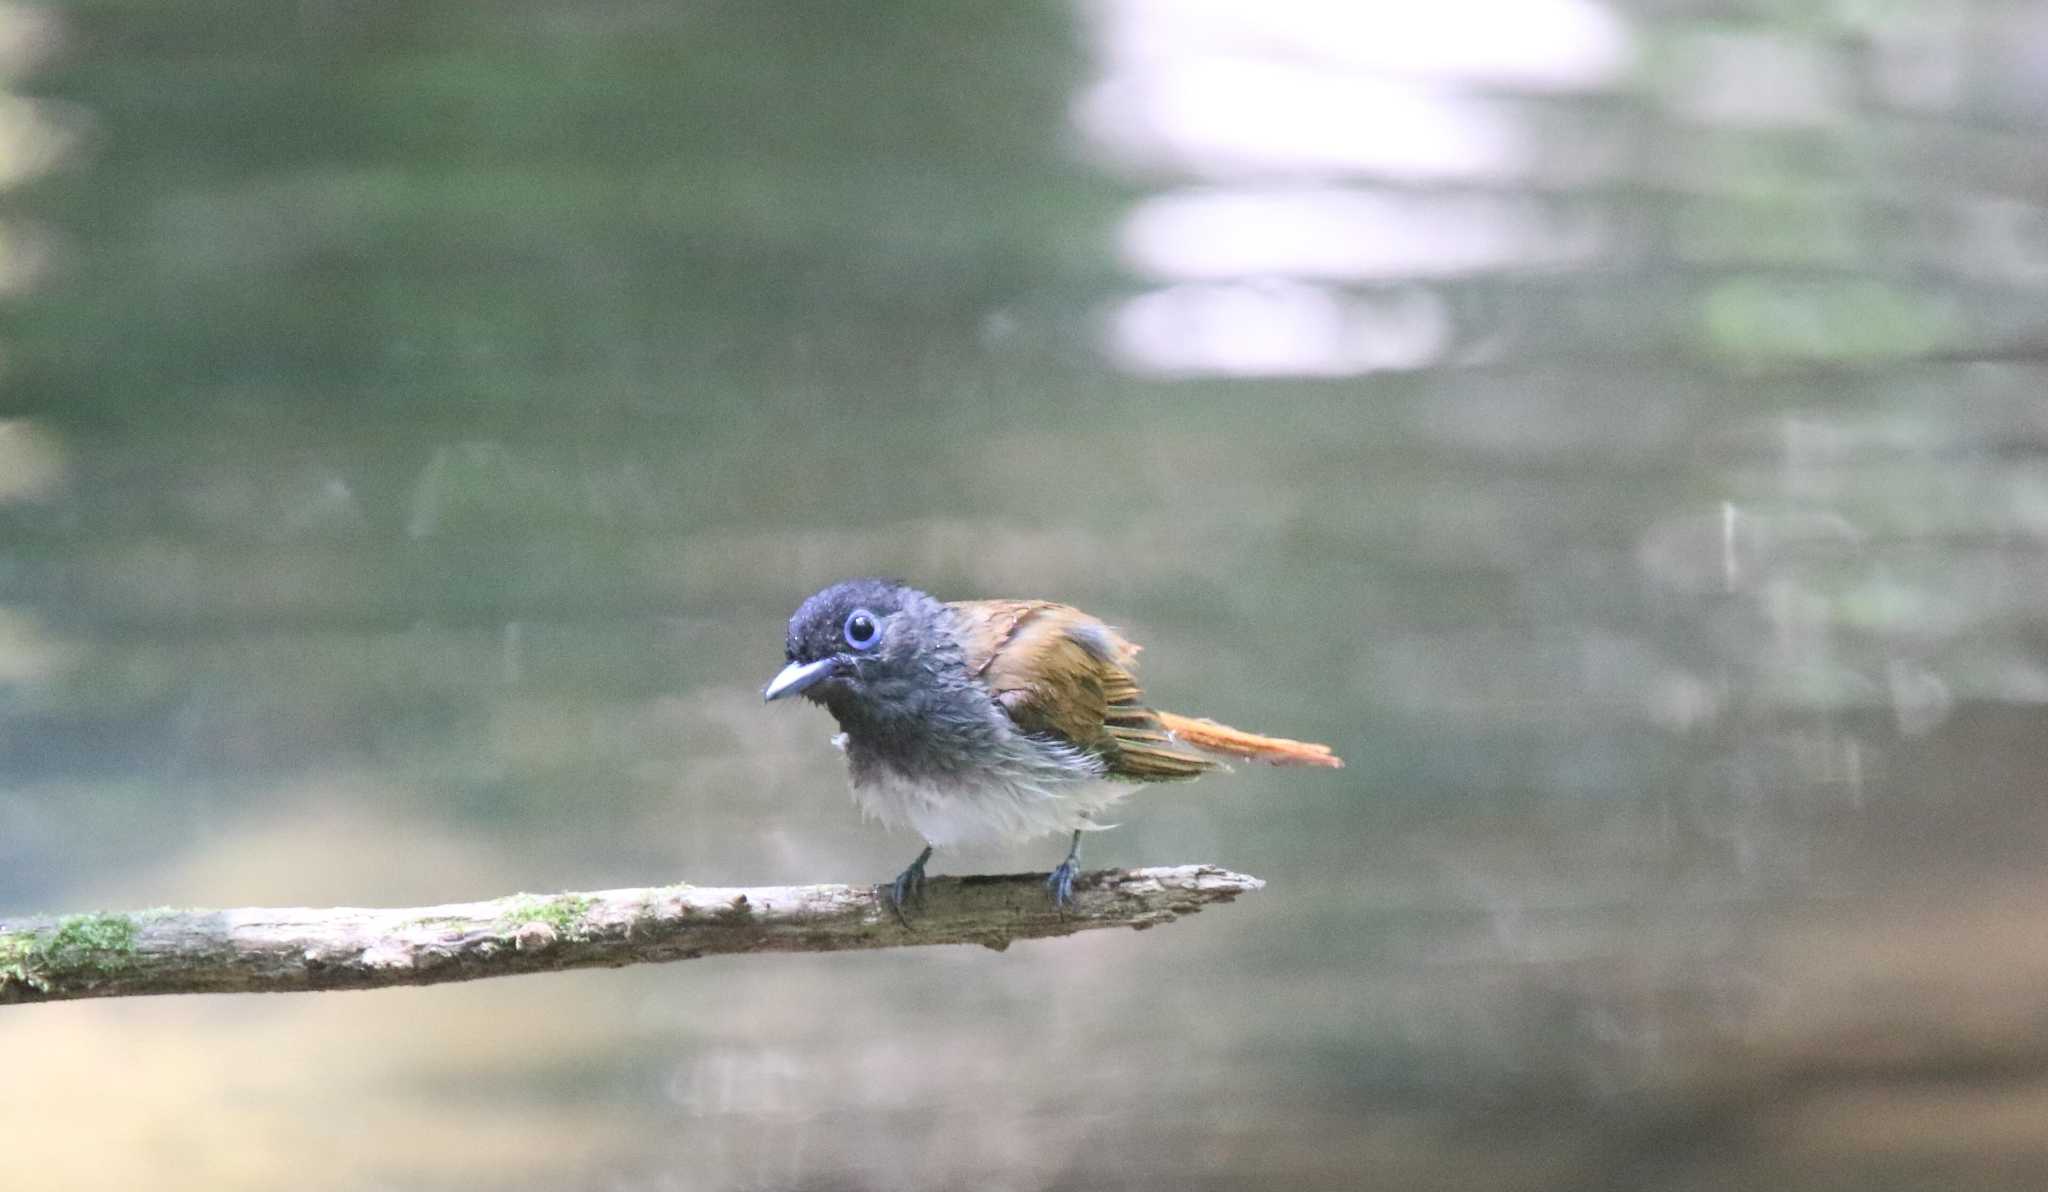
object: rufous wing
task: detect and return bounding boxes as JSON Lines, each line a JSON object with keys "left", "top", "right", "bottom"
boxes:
{"left": 947, "top": 600, "right": 1218, "bottom": 781}
{"left": 948, "top": 598, "right": 1346, "bottom": 775}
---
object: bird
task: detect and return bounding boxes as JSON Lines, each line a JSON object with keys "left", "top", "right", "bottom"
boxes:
{"left": 763, "top": 578, "right": 1342, "bottom": 913}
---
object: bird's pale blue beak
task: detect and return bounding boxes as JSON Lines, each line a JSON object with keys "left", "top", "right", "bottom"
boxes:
{"left": 764, "top": 657, "right": 835, "bottom": 702}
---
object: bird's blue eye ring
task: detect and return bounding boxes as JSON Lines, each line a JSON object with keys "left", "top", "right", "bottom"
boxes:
{"left": 842, "top": 609, "right": 880, "bottom": 650}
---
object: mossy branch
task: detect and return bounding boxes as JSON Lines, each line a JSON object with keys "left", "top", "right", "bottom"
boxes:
{"left": 0, "top": 865, "right": 1263, "bottom": 1004}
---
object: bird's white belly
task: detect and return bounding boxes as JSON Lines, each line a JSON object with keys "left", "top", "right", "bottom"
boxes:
{"left": 848, "top": 764, "right": 1134, "bottom": 848}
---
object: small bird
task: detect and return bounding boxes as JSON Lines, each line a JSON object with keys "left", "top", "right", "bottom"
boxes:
{"left": 764, "top": 578, "right": 1342, "bottom": 911}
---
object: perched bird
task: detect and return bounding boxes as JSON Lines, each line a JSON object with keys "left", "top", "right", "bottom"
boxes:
{"left": 764, "top": 578, "right": 1342, "bottom": 911}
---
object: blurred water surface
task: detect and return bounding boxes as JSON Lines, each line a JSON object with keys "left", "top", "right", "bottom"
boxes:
{"left": 4, "top": 1, "right": 2048, "bottom": 1189}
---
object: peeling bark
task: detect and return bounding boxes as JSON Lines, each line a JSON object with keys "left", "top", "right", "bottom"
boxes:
{"left": 0, "top": 865, "right": 1263, "bottom": 1004}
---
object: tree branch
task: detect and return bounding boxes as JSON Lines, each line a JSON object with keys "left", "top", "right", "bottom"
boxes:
{"left": 0, "top": 864, "right": 1263, "bottom": 1004}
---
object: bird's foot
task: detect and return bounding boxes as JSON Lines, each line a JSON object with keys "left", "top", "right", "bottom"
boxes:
{"left": 1046, "top": 830, "right": 1085, "bottom": 911}
{"left": 1045, "top": 856, "right": 1081, "bottom": 910}
{"left": 883, "top": 846, "right": 933, "bottom": 927}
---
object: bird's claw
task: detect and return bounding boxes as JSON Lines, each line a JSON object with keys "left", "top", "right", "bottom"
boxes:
{"left": 1046, "top": 857, "right": 1080, "bottom": 911}
{"left": 883, "top": 847, "right": 932, "bottom": 927}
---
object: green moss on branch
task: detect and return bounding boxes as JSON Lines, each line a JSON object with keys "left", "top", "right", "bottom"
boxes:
{"left": 498, "top": 894, "right": 596, "bottom": 941}
{"left": 0, "top": 913, "right": 140, "bottom": 993}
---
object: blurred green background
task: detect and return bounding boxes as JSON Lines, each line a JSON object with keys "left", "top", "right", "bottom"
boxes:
{"left": 6, "top": 0, "right": 2048, "bottom": 1188}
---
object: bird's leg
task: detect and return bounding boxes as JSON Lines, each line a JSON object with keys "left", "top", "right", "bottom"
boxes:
{"left": 885, "top": 844, "right": 934, "bottom": 925}
{"left": 1046, "top": 829, "right": 1083, "bottom": 910}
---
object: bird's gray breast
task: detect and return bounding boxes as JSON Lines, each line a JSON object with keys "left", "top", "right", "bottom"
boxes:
{"left": 828, "top": 667, "right": 1021, "bottom": 786}
{"left": 824, "top": 669, "right": 1111, "bottom": 846}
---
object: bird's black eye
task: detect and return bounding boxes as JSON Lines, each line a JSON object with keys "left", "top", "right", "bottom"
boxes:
{"left": 842, "top": 609, "right": 880, "bottom": 650}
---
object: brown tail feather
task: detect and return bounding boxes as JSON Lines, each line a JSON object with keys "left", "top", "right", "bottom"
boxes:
{"left": 1155, "top": 711, "right": 1343, "bottom": 769}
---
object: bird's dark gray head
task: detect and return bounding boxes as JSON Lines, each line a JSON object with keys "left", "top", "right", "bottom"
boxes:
{"left": 763, "top": 578, "right": 953, "bottom": 710}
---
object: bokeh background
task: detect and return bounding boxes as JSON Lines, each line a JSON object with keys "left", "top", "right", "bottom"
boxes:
{"left": 5, "top": 0, "right": 2048, "bottom": 1188}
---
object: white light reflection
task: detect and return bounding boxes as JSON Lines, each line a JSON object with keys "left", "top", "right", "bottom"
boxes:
{"left": 1083, "top": 0, "right": 1635, "bottom": 106}
{"left": 1108, "top": 281, "right": 1448, "bottom": 377}
{"left": 1078, "top": 0, "right": 1635, "bottom": 376}
{"left": 1121, "top": 186, "right": 1606, "bottom": 281}
{"left": 1075, "top": 58, "right": 1529, "bottom": 183}
{"left": 1075, "top": 0, "right": 1633, "bottom": 182}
